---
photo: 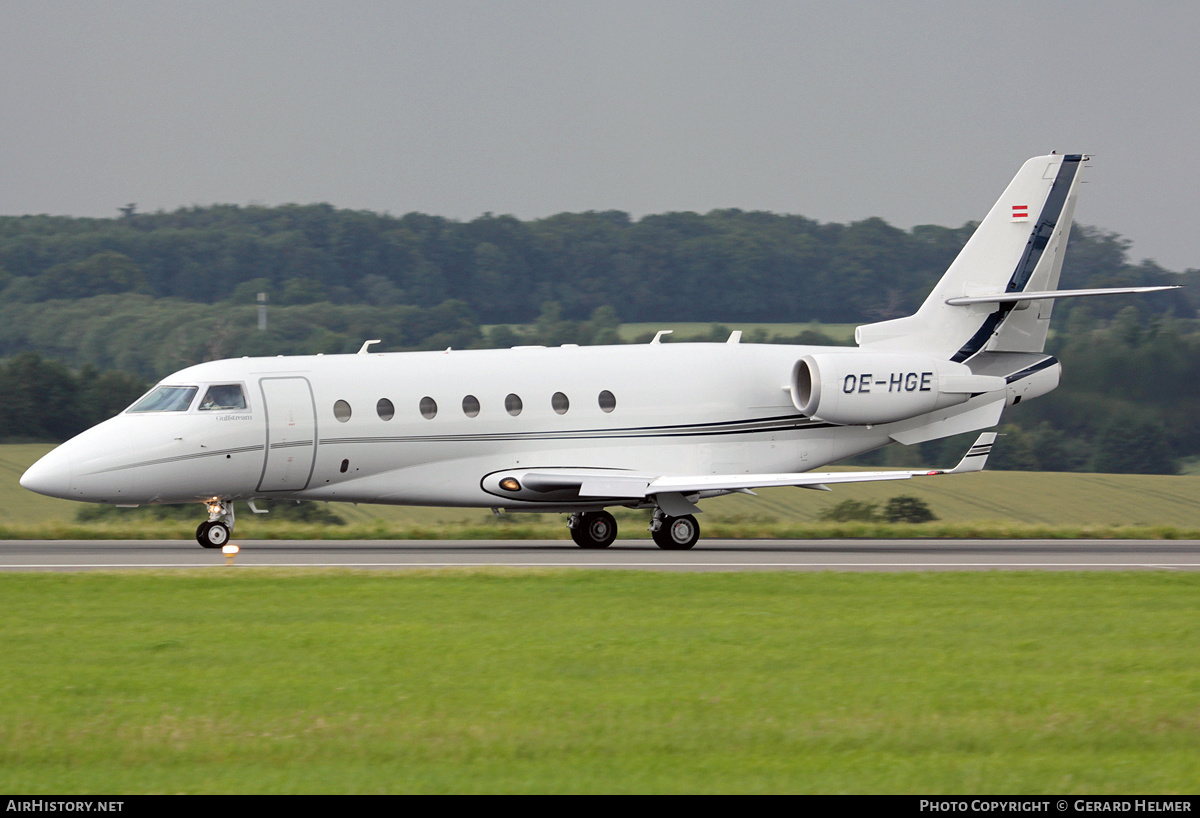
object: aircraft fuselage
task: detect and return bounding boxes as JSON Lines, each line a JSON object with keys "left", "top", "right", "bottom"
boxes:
{"left": 26, "top": 342, "right": 908, "bottom": 510}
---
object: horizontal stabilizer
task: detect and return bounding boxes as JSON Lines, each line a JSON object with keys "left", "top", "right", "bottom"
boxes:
{"left": 945, "top": 286, "right": 1180, "bottom": 306}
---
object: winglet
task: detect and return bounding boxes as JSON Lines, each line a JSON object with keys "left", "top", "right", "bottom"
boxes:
{"left": 941, "top": 432, "right": 997, "bottom": 474}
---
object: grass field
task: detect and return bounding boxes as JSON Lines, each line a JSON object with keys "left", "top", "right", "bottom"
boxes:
{"left": 6, "top": 436, "right": 1200, "bottom": 794}
{"left": 2, "top": 570, "right": 1197, "bottom": 794}
{"left": 7, "top": 443, "right": 1200, "bottom": 537}
{"left": 4, "top": 444, "right": 1200, "bottom": 539}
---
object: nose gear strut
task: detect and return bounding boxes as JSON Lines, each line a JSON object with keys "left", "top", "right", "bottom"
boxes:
{"left": 196, "top": 498, "right": 235, "bottom": 548}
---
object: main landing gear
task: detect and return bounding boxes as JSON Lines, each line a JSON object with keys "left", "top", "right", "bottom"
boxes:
{"left": 649, "top": 510, "right": 700, "bottom": 550}
{"left": 196, "top": 498, "right": 234, "bottom": 548}
{"left": 568, "top": 510, "right": 618, "bottom": 548}
{"left": 566, "top": 508, "right": 701, "bottom": 550}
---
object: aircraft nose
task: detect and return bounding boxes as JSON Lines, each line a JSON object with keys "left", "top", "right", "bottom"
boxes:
{"left": 20, "top": 446, "right": 74, "bottom": 500}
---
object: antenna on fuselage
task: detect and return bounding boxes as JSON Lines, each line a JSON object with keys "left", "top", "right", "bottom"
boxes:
{"left": 650, "top": 330, "right": 673, "bottom": 344}
{"left": 357, "top": 339, "right": 381, "bottom": 354}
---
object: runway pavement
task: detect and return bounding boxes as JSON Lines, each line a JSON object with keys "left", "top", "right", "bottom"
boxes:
{"left": 2, "top": 538, "right": 1200, "bottom": 571}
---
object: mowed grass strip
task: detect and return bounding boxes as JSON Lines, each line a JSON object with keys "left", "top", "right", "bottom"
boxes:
{"left": 1, "top": 570, "right": 1198, "bottom": 793}
{"left": 7, "top": 443, "right": 1200, "bottom": 538}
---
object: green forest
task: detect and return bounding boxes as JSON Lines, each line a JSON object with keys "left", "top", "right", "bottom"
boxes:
{"left": 0, "top": 204, "right": 1195, "bottom": 474}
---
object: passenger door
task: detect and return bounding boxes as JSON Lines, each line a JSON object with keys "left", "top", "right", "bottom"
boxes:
{"left": 257, "top": 377, "right": 318, "bottom": 492}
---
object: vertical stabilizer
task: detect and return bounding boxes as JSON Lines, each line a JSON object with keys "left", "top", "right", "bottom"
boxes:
{"left": 856, "top": 154, "right": 1086, "bottom": 360}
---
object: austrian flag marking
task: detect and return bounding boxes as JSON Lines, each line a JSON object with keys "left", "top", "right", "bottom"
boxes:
{"left": 1012, "top": 204, "right": 1029, "bottom": 221}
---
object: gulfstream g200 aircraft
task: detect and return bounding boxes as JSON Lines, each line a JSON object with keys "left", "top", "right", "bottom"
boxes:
{"left": 20, "top": 154, "right": 1175, "bottom": 549}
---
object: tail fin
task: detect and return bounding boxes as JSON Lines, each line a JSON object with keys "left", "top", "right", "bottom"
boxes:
{"left": 856, "top": 153, "right": 1087, "bottom": 360}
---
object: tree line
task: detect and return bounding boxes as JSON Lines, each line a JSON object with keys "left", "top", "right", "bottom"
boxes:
{"left": 0, "top": 353, "right": 145, "bottom": 442}
{"left": 1, "top": 205, "right": 1192, "bottom": 326}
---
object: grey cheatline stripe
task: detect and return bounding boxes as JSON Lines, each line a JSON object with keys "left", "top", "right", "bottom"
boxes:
{"left": 90, "top": 444, "right": 266, "bottom": 475}
{"left": 319, "top": 414, "right": 837, "bottom": 447}
{"left": 951, "top": 155, "right": 1083, "bottom": 364}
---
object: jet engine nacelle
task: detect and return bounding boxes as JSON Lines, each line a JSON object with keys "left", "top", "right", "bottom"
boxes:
{"left": 790, "top": 353, "right": 1003, "bottom": 425}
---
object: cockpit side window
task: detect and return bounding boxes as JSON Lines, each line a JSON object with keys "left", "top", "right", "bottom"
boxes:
{"left": 127, "top": 385, "right": 199, "bottom": 413}
{"left": 198, "top": 384, "right": 247, "bottom": 411}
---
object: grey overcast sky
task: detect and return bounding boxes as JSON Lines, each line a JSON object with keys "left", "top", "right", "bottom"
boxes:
{"left": 2, "top": 1, "right": 1197, "bottom": 270}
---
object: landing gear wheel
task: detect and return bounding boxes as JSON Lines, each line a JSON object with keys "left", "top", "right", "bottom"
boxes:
{"left": 196, "top": 521, "right": 230, "bottom": 549}
{"left": 652, "top": 514, "right": 699, "bottom": 550}
{"left": 570, "top": 510, "right": 618, "bottom": 549}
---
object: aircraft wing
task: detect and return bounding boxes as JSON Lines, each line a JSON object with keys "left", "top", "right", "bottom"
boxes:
{"left": 644, "top": 432, "right": 996, "bottom": 494}
{"left": 500, "top": 433, "right": 995, "bottom": 515}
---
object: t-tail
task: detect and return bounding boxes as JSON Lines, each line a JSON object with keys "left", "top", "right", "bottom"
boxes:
{"left": 795, "top": 153, "right": 1180, "bottom": 447}
{"left": 855, "top": 153, "right": 1175, "bottom": 360}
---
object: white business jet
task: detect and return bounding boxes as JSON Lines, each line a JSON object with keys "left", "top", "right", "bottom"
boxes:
{"left": 20, "top": 154, "right": 1176, "bottom": 549}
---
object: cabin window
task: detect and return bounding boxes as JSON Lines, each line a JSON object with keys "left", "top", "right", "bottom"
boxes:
{"left": 552, "top": 392, "right": 569, "bottom": 414}
{"left": 505, "top": 393, "right": 523, "bottom": 416}
{"left": 462, "top": 395, "right": 480, "bottom": 418}
{"left": 377, "top": 398, "right": 395, "bottom": 421}
{"left": 198, "top": 384, "right": 247, "bottom": 411}
{"left": 333, "top": 400, "right": 352, "bottom": 422}
{"left": 127, "top": 385, "right": 198, "bottom": 413}
{"left": 598, "top": 390, "right": 616, "bottom": 413}
{"left": 420, "top": 397, "right": 438, "bottom": 419}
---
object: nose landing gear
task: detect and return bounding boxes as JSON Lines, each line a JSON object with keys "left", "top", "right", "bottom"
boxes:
{"left": 196, "top": 499, "right": 235, "bottom": 549}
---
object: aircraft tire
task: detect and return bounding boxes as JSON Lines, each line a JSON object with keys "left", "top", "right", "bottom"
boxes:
{"left": 571, "top": 510, "right": 617, "bottom": 548}
{"left": 196, "top": 521, "right": 230, "bottom": 549}
{"left": 652, "top": 514, "right": 699, "bottom": 550}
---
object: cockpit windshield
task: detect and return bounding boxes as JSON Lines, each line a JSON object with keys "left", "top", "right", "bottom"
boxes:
{"left": 127, "top": 385, "right": 198, "bottom": 413}
{"left": 198, "top": 384, "right": 247, "bottom": 411}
